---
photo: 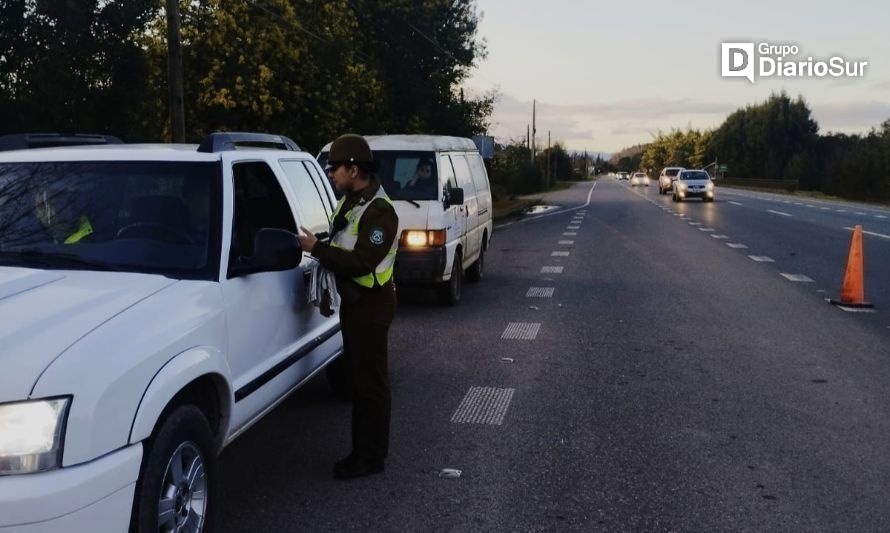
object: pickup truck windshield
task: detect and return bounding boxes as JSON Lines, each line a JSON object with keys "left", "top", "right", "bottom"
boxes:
{"left": 0, "top": 161, "right": 222, "bottom": 280}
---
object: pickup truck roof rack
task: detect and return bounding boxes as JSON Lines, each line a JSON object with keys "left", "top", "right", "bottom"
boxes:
{"left": 198, "top": 132, "right": 301, "bottom": 153}
{"left": 0, "top": 133, "right": 124, "bottom": 151}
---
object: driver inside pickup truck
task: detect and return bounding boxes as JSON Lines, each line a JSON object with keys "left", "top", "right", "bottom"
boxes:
{"left": 31, "top": 180, "right": 93, "bottom": 244}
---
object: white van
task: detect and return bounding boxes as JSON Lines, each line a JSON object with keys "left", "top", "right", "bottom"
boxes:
{"left": 320, "top": 135, "right": 493, "bottom": 305}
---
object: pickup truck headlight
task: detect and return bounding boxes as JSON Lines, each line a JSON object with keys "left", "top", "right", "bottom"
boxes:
{"left": 678, "top": 183, "right": 688, "bottom": 191}
{"left": 0, "top": 397, "right": 70, "bottom": 475}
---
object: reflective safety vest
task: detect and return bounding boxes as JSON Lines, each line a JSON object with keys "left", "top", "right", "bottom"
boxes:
{"left": 330, "top": 186, "right": 397, "bottom": 288}
{"left": 64, "top": 216, "right": 93, "bottom": 244}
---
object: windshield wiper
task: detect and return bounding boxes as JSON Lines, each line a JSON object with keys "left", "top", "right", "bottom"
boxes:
{"left": 0, "top": 250, "right": 122, "bottom": 271}
{"left": 397, "top": 199, "right": 421, "bottom": 208}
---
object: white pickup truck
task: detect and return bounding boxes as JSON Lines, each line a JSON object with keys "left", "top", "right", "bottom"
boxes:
{"left": 0, "top": 133, "right": 342, "bottom": 532}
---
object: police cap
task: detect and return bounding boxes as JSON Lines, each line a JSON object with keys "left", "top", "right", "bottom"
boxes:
{"left": 326, "top": 134, "right": 379, "bottom": 172}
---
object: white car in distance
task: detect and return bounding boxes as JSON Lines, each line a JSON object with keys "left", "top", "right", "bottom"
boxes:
{"left": 630, "top": 172, "right": 650, "bottom": 187}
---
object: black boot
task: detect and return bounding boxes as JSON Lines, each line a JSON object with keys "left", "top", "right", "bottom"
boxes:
{"left": 333, "top": 456, "right": 384, "bottom": 480}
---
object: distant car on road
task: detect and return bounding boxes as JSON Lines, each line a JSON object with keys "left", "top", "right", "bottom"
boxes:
{"left": 658, "top": 167, "right": 684, "bottom": 195}
{"left": 672, "top": 169, "right": 716, "bottom": 202}
{"left": 617, "top": 171, "right": 630, "bottom": 180}
{"left": 630, "top": 172, "right": 649, "bottom": 187}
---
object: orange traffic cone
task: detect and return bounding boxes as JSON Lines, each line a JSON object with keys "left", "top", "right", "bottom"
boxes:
{"left": 828, "top": 225, "right": 873, "bottom": 308}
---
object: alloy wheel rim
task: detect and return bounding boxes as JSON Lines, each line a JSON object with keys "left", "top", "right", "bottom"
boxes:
{"left": 158, "top": 441, "right": 207, "bottom": 533}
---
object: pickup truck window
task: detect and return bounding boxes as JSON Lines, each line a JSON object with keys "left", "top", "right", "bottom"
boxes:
{"left": 231, "top": 161, "right": 297, "bottom": 258}
{"left": 0, "top": 161, "right": 222, "bottom": 280}
{"left": 279, "top": 160, "right": 331, "bottom": 235}
{"left": 302, "top": 161, "right": 334, "bottom": 219}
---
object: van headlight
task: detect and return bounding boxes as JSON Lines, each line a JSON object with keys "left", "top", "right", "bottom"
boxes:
{"left": 400, "top": 229, "right": 446, "bottom": 248}
{"left": 0, "top": 397, "right": 70, "bottom": 475}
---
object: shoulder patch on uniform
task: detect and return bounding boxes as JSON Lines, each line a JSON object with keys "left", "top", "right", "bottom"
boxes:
{"left": 369, "top": 226, "right": 386, "bottom": 245}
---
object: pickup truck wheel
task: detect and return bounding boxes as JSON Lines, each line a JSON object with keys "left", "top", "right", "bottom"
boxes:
{"left": 438, "top": 252, "right": 462, "bottom": 306}
{"left": 133, "top": 405, "right": 217, "bottom": 533}
{"left": 466, "top": 248, "right": 484, "bottom": 283}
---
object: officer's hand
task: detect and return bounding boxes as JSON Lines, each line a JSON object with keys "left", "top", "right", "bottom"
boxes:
{"left": 297, "top": 226, "right": 318, "bottom": 252}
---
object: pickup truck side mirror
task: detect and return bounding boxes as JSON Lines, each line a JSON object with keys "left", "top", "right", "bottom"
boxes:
{"left": 445, "top": 187, "right": 464, "bottom": 208}
{"left": 229, "top": 228, "right": 302, "bottom": 278}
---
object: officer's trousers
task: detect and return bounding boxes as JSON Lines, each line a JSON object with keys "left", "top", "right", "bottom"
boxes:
{"left": 339, "top": 283, "right": 396, "bottom": 461}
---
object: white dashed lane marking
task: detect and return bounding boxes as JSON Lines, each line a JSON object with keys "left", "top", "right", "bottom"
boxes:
{"left": 541, "top": 266, "right": 564, "bottom": 274}
{"left": 551, "top": 251, "right": 570, "bottom": 257}
{"left": 501, "top": 322, "right": 541, "bottom": 340}
{"left": 526, "top": 287, "right": 555, "bottom": 298}
{"left": 688, "top": 222, "right": 702, "bottom": 226}
{"left": 711, "top": 234, "right": 729, "bottom": 239}
{"left": 726, "top": 243, "right": 749, "bottom": 249}
{"left": 558, "top": 240, "right": 574, "bottom": 245}
{"left": 567, "top": 226, "right": 580, "bottom": 230}
{"left": 698, "top": 228, "right": 715, "bottom": 232}
{"left": 843, "top": 227, "right": 890, "bottom": 240}
{"left": 780, "top": 273, "right": 815, "bottom": 282}
{"left": 451, "top": 386, "right": 516, "bottom": 425}
{"left": 749, "top": 256, "right": 775, "bottom": 262}
{"left": 729, "top": 201, "right": 743, "bottom": 206}
{"left": 563, "top": 232, "right": 577, "bottom": 236}
{"left": 767, "top": 210, "right": 793, "bottom": 217}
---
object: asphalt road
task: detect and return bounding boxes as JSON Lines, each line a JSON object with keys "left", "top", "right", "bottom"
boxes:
{"left": 218, "top": 179, "right": 890, "bottom": 532}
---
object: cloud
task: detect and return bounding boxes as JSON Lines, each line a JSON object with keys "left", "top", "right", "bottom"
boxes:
{"left": 485, "top": 91, "right": 890, "bottom": 151}
{"left": 485, "top": 92, "right": 737, "bottom": 151}
{"left": 811, "top": 101, "right": 890, "bottom": 131}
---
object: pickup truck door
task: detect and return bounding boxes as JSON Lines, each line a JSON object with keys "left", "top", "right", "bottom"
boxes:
{"left": 220, "top": 159, "right": 339, "bottom": 432}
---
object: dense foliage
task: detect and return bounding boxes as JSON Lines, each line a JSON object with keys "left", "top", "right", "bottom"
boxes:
{"left": 0, "top": 0, "right": 493, "bottom": 152}
{"left": 623, "top": 92, "right": 889, "bottom": 202}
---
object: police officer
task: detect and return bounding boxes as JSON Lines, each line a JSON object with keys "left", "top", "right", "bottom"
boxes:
{"left": 297, "top": 134, "right": 399, "bottom": 480}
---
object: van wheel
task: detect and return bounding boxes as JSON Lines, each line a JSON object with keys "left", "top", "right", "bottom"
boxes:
{"left": 466, "top": 248, "right": 484, "bottom": 283}
{"left": 325, "top": 354, "right": 352, "bottom": 401}
{"left": 132, "top": 405, "right": 217, "bottom": 533}
{"left": 438, "top": 252, "right": 462, "bottom": 306}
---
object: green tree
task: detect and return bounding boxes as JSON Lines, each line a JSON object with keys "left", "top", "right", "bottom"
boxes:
{"left": 139, "top": 0, "right": 381, "bottom": 149}
{"left": 708, "top": 92, "right": 817, "bottom": 180}
{"left": 0, "top": 0, "right": 156, "bottom": 138}
{"left": 349, "top": 0, "right": 493, "bottom": 137}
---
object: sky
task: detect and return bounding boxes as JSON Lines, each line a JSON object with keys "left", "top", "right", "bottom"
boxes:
{"left": 465, "top": 0, "right": 890, "bottom": 154}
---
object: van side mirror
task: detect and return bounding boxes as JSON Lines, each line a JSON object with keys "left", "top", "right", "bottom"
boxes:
{"left": 229, "top": 228, "right": 302, "bottom": 278}
{"left": 445, "top": 187, "right": 464, "bottom": 207}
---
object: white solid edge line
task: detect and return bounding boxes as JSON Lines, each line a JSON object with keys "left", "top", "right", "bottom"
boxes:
{"left": 495, "top": 181, "right": 597, "bottom": 229}
{"left": 721, "top": 187, "right": 890, "bottom": 217}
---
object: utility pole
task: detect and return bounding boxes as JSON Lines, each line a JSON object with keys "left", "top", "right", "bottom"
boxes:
{"left": 166, "top": 0, "right": 186, "bottom": 142}
{"left": 531, "top": 99, "right": 536, "bottom": 164}
{"left": 547, "top": 130, "right": 551, "bottom": 188}
{"left": 526, "top": 124, "right": 530, "bottom": 152}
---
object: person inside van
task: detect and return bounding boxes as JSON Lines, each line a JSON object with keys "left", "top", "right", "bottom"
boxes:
{"left": 404, "top": 159, "right": 435, "bottom": 195}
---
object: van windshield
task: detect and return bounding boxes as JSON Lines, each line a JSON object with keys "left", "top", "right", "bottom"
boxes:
{"left": 319, "top": 150, "right": 439, "bottom": 201}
